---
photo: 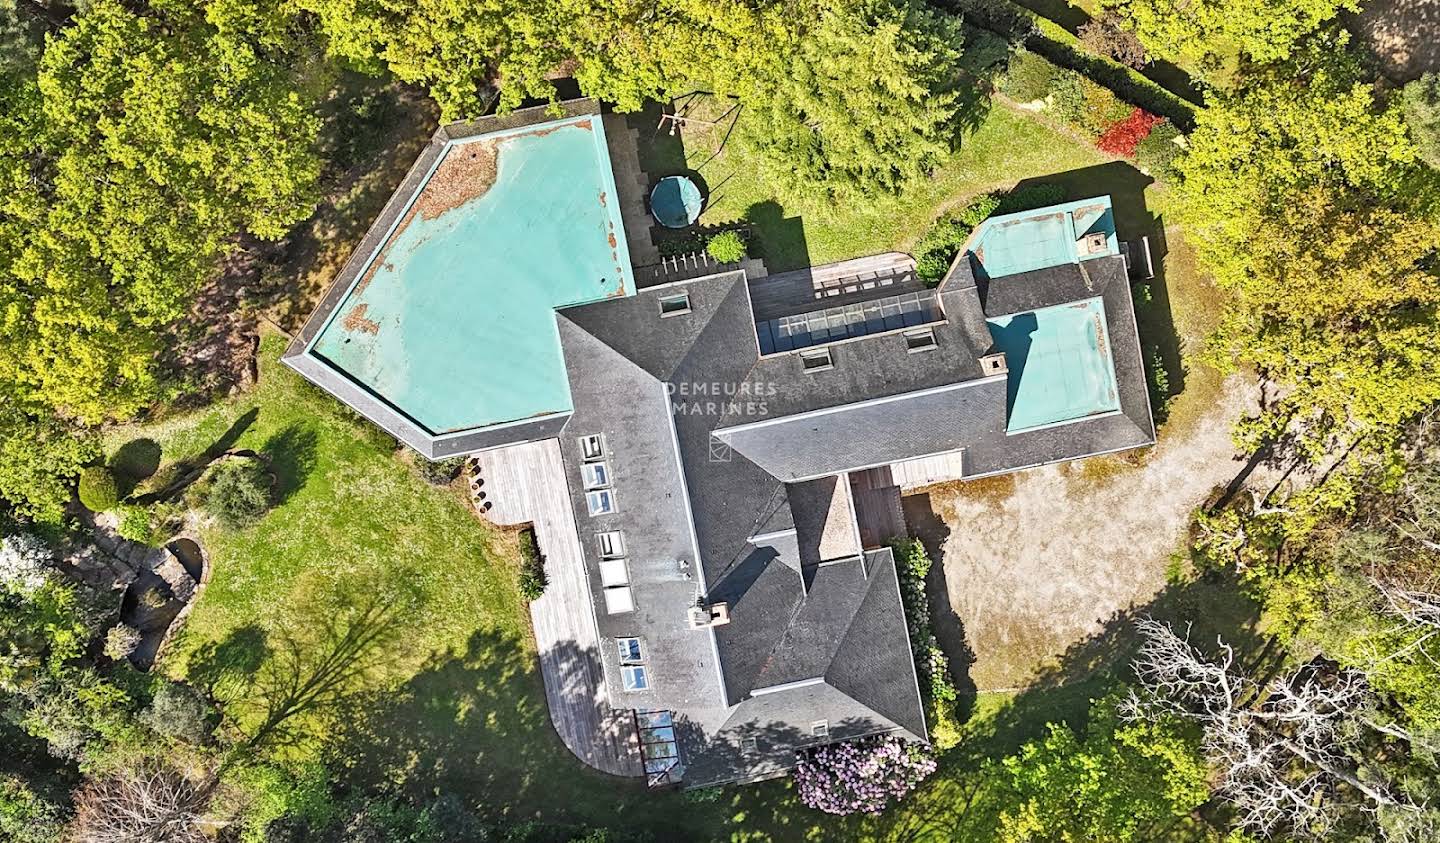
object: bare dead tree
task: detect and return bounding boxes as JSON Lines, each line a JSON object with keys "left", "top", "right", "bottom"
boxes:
{"left": 1124, "top": 618, "right": 1436, "bottom": 841}
{"left": 70, "top": 760, "right": 211, "bottom": 843}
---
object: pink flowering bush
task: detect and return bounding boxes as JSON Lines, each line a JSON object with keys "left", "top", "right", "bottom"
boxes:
{"left": 793, "top": 735, "right": 937, "bottom": 815}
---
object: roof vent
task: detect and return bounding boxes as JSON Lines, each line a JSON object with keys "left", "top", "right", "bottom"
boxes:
{"left": 688, "top": 601, "right": 731, "bottom": 629}
{"left": 980, "top": 353, "right": 1007, "bottom": 376}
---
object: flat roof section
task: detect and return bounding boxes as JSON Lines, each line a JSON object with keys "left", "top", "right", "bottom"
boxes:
{"left": 987, "top": 297, "right": 1122, "bottom": 433}
{"left": 305, "top": 113, "right": 634, "bottom": 435}
{"left": 967, "top": 196, "right": 1118, "bottom": 280}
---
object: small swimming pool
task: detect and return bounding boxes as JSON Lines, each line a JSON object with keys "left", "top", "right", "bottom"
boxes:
{"left": 307, "top": 114, "right": 633, "bottom": 434}
{"left": 986, "top": 297, "right": 1121, "bottom": 433}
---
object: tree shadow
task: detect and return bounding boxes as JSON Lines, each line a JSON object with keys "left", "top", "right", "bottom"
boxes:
{"left": 742, "top": 200, "right": 812, "bottom": 273}
{"left": 111, "top": 437, "right": 162, "bottom": 497}
{"left": 1012, "top": 162, "right": 1186, "bottom": 417}
{"left": 259, "top": 423, "right": 319, "bottom": 505}
{"left": 902, "top": 493, "right": 978, "bottom": 718}
{"left": 141, "top": 408, "right": 261, "bottom": 504}
{"left": 186, "top": 623, "right": 269, "bottom": 701}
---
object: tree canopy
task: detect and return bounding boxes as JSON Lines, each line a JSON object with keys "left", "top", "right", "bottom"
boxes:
{"left": 1100, "top": 0, "right": 1358, "bottom": 74}
{"left": 1175, "top": 40, "right": 1440, "bottom": 478}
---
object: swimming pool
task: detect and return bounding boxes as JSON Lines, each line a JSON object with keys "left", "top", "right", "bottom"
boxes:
{"left": 986, "top": 297, "right": 1121, "bottom": 433}
{"left": 307, "top": 114, "right": 633, "bottom": 434}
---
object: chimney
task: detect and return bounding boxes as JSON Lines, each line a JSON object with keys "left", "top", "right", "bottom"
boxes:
{"left": 688, "top": 601, "right": 731, "bottom": 629}
{"left": 980, "top": 352, "right": 1007, "bottom": 376}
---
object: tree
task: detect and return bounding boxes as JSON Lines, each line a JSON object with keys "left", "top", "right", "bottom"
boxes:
{"left": 0, "top": 0, "right": 321, "bottom": 422}
{"left": 734, "top": 0, "right": 965, "bottom": 201}
{"left": 0, "top": 406, "right": 99, "bottom": 523}
{"left": 205, "top": 459, "right": 273, "bottom": 529}
{"left": 102, "top": 624, "right": 141, "bottom": 662}
{"left": 991, "top": 698, "right": 1210, "bottom": 842}
{"left": 300, "top": 0, "right": 970, "bottom": 200}
{"left": 1077, "top": 12, "right": 1147, "bottom": 68}
{"left": 1100, "top": 0, "right": 1357, "bottom": 73}
{"left": 1175, "top": 40, "right": 1440, "bottom": 516}
{"left": 0, "top": 771, "right": 68, "bottom": 843}
{"left": 1126, "top": 619, "right": 1440, "bottom": 840}
{"left": 142, "top": 682, "right": 216, "bottom": 745}
{"left": 1402, "top": 73, "right": 1440, "bottom": 169}
{"left": 70, "top": 759, "right": 211, "bottom": 843}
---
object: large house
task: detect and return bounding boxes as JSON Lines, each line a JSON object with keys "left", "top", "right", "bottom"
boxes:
{"left": 284, "top": 98, "right": 1155, "bottom": 787}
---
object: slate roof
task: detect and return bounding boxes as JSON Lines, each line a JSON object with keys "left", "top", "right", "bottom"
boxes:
{"left": 555, "top": 273, "right": 928, "bottom": 784}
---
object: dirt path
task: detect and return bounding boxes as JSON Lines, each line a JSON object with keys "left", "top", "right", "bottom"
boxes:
{"left": 910, "top": 374, "right": 1266, "bottom": 690}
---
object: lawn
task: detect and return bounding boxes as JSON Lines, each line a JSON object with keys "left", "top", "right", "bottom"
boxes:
{"left": 643, "top": 100, "right": 1117, "bottom": 270}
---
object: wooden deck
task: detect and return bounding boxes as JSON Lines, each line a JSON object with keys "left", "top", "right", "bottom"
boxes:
{"left": 747, "top": 252, "right": 920, "bottom": 322}
{"left": 471, "top": 441, "right": 644, "bottom": 778}
{"left": 849, "top": 467, "right": 910, "bottom": 550}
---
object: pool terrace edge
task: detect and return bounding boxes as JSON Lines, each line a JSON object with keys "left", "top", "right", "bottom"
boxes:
{"left": 282, "top": 98, "right": 619, "bottom": 459}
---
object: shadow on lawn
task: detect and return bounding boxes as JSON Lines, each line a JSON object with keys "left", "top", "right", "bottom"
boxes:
{"left": 1013, "top": 162, "right": 1186, "bottom": 421}
{"left": 260, "top": 422, "right": 319, "bottom": 506}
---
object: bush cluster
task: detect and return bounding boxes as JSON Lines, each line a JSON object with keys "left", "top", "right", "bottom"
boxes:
{"left": 1001, "top": 49, "right": 1064, "bottom": 103}
{"left": 205, "top": 459, "right": 272, "bottom": 529}
{"left": 914, "top": 194, "right": 999, "bottom": 283}
{"left": 793, "top": 734, "right": 937, "bottom": 816}
{"left": 1097, "top": 108, "right": 1164, "bottom": 157}
{"left": 1134, "top": 119, "right": 1184, "bottom": 181}
{"left": 77, "top": 466, "right": 119, "bottom": 513}
{"left": 517, "top": 528, "right": 547, "bottom": 601}
{"left": 705, "top": 230, "right": 747, "bottom": 264}
{"left": 103, "top": 624, "right": 142, "bottom": 662}
{"left": 893, "top": 540, "right": 957, "bottom": 711}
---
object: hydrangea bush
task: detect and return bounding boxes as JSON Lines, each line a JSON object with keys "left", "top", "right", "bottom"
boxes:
{"left": 793, "top": 735, "right": 937, "bottom": 815}
{"left": 0, "top": 533, "right": 52, "bottom": 594}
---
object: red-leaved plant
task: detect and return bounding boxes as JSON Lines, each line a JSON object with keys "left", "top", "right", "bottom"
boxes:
{"left": 1097, "top": 108, "right": 1163, "bottom": 157}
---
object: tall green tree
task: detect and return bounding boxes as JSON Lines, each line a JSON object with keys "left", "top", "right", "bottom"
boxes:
{"left": 1100, "top": 0, "right": 1356, "bottom": 75}
{"left": 1175, "top": 40, "right": 1440, "bottom": 505}
{"left": 0, "top": 0, "right": 321, "bottom": 423}
{"left": 301, "top": 0, "right": 968, "bottom": 200}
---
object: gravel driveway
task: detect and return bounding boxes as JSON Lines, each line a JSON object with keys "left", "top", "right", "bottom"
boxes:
{"left": 905, "top": 374, "right": 1267, "bottom": 690}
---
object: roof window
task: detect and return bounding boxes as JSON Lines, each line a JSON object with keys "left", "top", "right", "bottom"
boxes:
{"left": 658, "top": 292, "right": 692, "bottom": 317}
{"left": 800, "top": 348, "right": 833, "bottom": 373}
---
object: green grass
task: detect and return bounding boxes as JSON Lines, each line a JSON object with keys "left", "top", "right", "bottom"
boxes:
{"left": 653, "top": 103, "right": 1115, "bottom": 271}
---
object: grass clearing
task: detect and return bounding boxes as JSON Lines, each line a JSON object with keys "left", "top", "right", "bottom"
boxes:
{"left": 648, "top": 101, "right": 1115, "bottom": 270}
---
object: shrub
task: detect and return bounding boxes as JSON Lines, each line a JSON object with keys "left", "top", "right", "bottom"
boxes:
{"left": 1077, "top": 13, "right": 1147, "bottom": 68}
{"left": 913, "top": 194, "right": 1001, "bottom": 284}
{"left": 139, "top": 586, "right": 171, "bottom": 611}
{"left": 1401, "top": 73, "right": 1440, "bottom": 169}
{"left": 793, "top": 735, "right": 937, "bottom": 815}
{"left": 1145, "top": 345, "right": 1173, "bottom": 424}
{"left": 110, "top": 438, "right": 162, "bottom": 483}
{"left": 1134, "top": 119, "right": 1184, "bottom": 180}
{"left": 77, "top": 466, "right": 119, "bottom": 512}
{"left": 143, "top": 682, "right": 214, "bottom": 744}
{"left": 1077, "top": 80, "right": 1133, "bottom": 137}
{"left": 206, "top": 459, "right": 272, "bottom": 528}
{"left": 893, "top": 539, "right": 958, "bottom": 714}
{"left": 103, "top": 624, "right": 142, "bottom": 661}
{"left": 1096, "top": 108, "right": 1164, "bottom": 157}
{"left": 115, "top": 506, "right": 161, "bottom": 546}
{"left": 657, "top": 232, "right": 706, "bottom": 257}
{"left": 415, "top": 456, "right": 465, "bottom": 486}
{"left": 0, "top": 533, "right": 52, "bottom": 593}
{"left": 517, "top": 528, "right": 547, "bottom": 601}
{"left": 705, "top": 230, "right": 747, "bottom": 263}
{"left": 0, "top": 773, "right": 68, "bottom": 843}
{"left": 1002, "top": 49, "right": 1065, "bottom": 103}
{"left": 1047, "top": 71, "right": 1088, "bottom": 126}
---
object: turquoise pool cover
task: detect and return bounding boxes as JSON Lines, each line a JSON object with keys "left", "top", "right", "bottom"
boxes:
{"left": 307, "top": 115, "right": 634, "bottom": 434}
{"left": 968, "top": 197, "right": 1118, "bottom": 280}
{"left": 987, "top": 297, "right": 1121, "bottom": 433}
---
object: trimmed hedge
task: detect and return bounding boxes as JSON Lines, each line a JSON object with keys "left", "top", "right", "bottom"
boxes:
{"left": 518, "top": 527, "right": 548, "bottom": 601}
{"left": 77, "top": 466, "right": 119, "bottom": 512}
